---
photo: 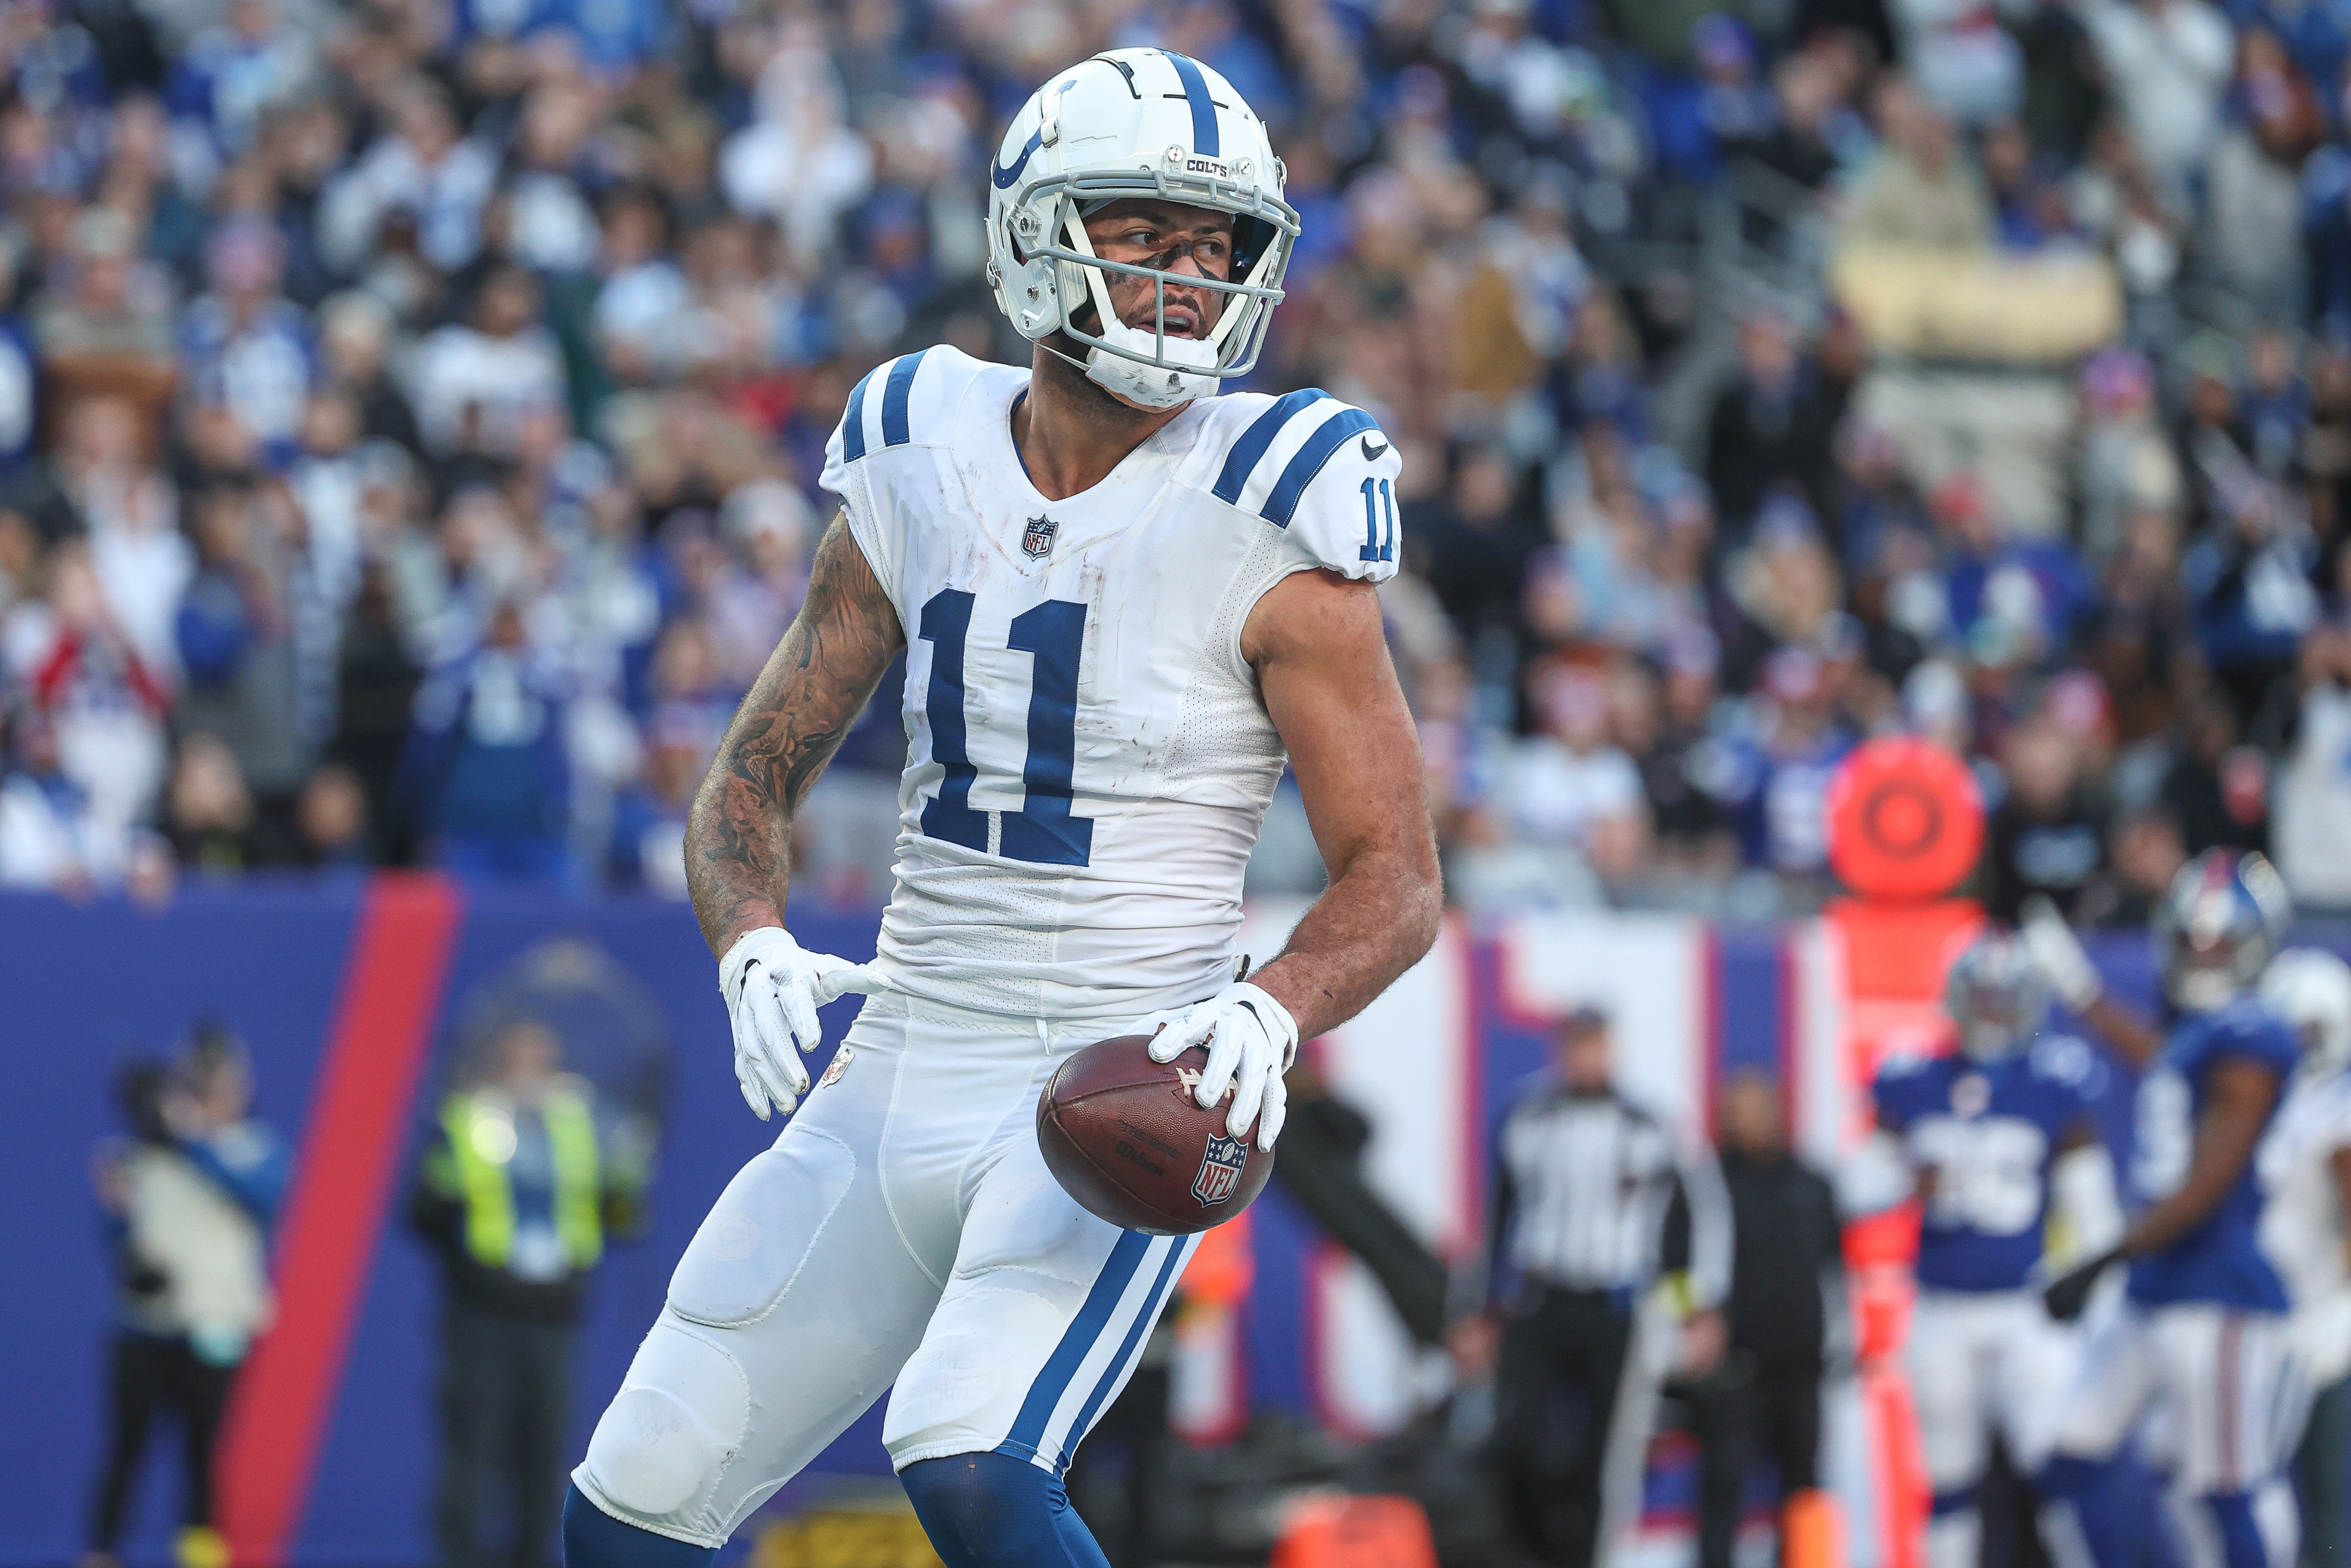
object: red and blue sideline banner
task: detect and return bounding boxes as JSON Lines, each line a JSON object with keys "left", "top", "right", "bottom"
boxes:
{"left": 0, "top": 884, "right": 2161, "bottom": 1568}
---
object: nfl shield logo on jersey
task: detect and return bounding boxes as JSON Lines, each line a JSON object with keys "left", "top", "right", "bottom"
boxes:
{"left": 1192, "top": 1134, "right": 1248, "bottom": 1207}
{"left": 1022, "top": 515, "right": 1058, "bottom": 559}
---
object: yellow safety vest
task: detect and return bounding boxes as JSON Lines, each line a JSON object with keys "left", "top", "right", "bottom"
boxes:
{"left": 442, "top": 1089, "right": 603, "bottom": 1272}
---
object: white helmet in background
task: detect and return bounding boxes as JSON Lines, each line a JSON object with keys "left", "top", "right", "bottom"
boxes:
{"left": 985, "top": 48, "right": 1298, "bottom": 410}
{"left": 2261, "top": 947, "right": 2351, "bottom": 1079}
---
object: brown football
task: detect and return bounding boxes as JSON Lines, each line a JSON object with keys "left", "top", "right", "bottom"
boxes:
{"left": 1036, "top": 1034, "right": 1275, "bottom": 1235}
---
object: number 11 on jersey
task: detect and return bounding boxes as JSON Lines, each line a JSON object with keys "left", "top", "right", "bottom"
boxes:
{"left": 1359, "top": 477, "right": 1396, "bottom": 564}
{"left": 917, "top": 589, "right": 1095, "bottom": 867}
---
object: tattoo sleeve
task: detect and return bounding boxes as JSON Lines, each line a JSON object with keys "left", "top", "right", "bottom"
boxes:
{"left": 684, "top": 514, "right": 905, "bottom": 955}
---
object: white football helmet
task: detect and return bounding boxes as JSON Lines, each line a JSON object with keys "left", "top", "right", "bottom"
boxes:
{"left": 2261, "top": 947, "right": 2351, "bottom": 1079}
{"left": 985, "top": 48, "right": 1298, "bottom": 411}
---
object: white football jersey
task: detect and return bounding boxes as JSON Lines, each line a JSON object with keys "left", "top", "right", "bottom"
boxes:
{"left": 2259, "top": 1070, "right": 2351, "bottom": 1381}
{"left": 820, "top": 346, "right": 1401, "bottom": 1022}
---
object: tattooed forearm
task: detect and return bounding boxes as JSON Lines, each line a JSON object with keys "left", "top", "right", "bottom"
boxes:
{"left": 685, "top": 514, "right": 905, "bottom": 954}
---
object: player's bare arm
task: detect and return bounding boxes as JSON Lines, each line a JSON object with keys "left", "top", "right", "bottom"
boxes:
{"left": 2118, "top": 1056, "right": 2280, "bottom": 1255}
{"left": 685, "top": 516, "right": 903, "bottom": 1119}
{"left": 687, "top": 515, "right": 905, "bottom": 953}
{"left": 2048, "top": 1051, "right": 2281, "bottom": 1321}
{"left": 1242, "top": 567, "right": 1444, "bottom": 1037}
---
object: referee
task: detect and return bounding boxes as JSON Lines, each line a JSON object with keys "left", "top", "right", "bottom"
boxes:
{"left": 1460, "top": 1005, "right": 1733, "bottom": 1568}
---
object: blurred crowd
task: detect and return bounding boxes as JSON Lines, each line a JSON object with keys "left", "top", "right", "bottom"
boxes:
{"left": 8, "top": 0, "right": 2351, "bottom": 913}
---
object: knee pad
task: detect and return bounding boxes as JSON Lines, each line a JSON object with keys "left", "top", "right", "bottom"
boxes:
{"left": 899, "top": 1452, "right": 1109, "bottom": 1568}
{"left": 562, "top": 1485, "right": 716, "bottom": 1568}
{"left": 578, "top": 1327, "right": 748, "bottom": 1531}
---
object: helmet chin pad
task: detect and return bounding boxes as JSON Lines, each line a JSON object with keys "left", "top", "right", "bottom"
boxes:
{"left": 1083, "top": 320, "right": 1219, "bottom": 409}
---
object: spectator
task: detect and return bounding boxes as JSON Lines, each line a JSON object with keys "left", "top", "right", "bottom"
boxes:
{"left": 2161, "top": 690, "right": 2273, "bottom": 854}
{"left": 179, "top": 217, "right": 313, "bottom": 463}
{"left": 408, "top": 264, "right": 565, "bottom": 460}
{"left": 1984, "top": 717, "right": 2109, "bottom": 921}
{"left": 84, "top": 1023, "right": 285, "bottom": 1568}
{"left": 318, "top": 77, "right": 498, "bottom": 278}
{"left": 1705, "top": 311, "right": 1839, "bottom": 537}
{"left": 1504, "top": 660, "right": 1650, "bottom": 866}
{"left": 408, "top": 1020, "right": 647, "bottom": 1568}
{"left": 1838, "top": 78, "right": 1996, "bottom": 251}
{"left": 396, "top": 597, "right": 575, "bottom": 887}
{"left": 35, "top": 207, "right": 175, "bottom": 422}
{"left": 174, "top": 482, "right": 314, "bottom": 808}
{"left": 2083, "top": 0, "right": 2236, "bottom": 204}
{"left": 2274, "top": 622, "right": 2351, "bottom": 908}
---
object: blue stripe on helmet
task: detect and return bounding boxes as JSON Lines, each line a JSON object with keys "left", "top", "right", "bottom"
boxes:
{"left": 992, "top": 127, "right": 1045, "bottom": 190}
{"left": 1212, "top": 388, "right": 1331, "bottom": 505}
{"left": 841, "top": 368, "right": 876, "bottom": 462}
{"left": 1056, "top": 1237, "right": 1189, "bottom": 1471}
{"left": 1162, "top": 51, "right": 1220, "bottom": 157}
{"left": 882, "top": 349, "right": 930, "bottom": 447}
{"left": 1262, "top": 407, "right": 1379, "bottom": 529}
{"left": 999, "top": 1231, "right": 1151, "bottom": 1457}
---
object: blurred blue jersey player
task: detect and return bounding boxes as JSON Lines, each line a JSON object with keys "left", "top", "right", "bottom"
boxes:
{"left": 2022, "top": 853, "right": 2308, "bottom": 1568}
{"left": 1860, "top": 930, "right": 2116, "bottom": 1568}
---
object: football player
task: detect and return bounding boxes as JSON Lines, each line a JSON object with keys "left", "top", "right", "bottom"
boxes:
{"left": 1857, "top": 930, "right": 2116, "bottom": 1568}
{"left": 2255, "top": 949, "right": 2351, "bottom": 1568}
{"left": 2023, "top": 853, "right": 2306, "bottom": 1568}
{"left": 559, "top": 50, "right": 1443, "bottom": 1568}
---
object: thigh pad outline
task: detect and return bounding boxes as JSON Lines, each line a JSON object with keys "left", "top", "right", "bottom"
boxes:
{"left": 668, "top": 1127, "right": 857, "bottom": 1328}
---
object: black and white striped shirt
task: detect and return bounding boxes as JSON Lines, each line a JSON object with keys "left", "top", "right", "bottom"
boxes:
{"left": 1488, "top": 1084, "right": 1733, "bottom": 1309}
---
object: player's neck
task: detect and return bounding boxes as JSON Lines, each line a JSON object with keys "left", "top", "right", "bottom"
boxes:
{"left": 1016, "top": 343, "right": 1192, "bottom": 502}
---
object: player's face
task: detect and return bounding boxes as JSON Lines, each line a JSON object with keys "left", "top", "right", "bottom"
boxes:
{"left": 1080, "top": 199, "right": 1235, "bottom": 341}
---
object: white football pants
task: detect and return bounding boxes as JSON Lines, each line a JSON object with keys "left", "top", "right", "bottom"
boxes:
{"left": 2051, "top": 1300, "right": 2308, "bottom": 1568}
{"left": 571, "top": 997, "right": 1200, "bottom": 1547}
{"left": 1908, "top": 1289, "right": 2079, "bottom": 1568}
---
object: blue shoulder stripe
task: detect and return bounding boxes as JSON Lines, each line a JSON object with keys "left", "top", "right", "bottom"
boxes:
{"left": 1262, "top": 407, "right": 1378, "bottom": 529}
{"left": 881, "top": 348, "right": 930, "bottom": 448}
{"left": 1211, "top": 388, "right": 1331, "bottom": 505}
{"left": 1162, "top": 51, "right": 1219, "bottom": 157}
{"left": 841, "top": 368, "right": 876, "bottom": 462}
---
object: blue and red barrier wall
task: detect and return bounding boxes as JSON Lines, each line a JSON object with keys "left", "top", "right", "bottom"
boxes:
{"left": 0, "top": 881, "right": 2177, "bottom": 1567}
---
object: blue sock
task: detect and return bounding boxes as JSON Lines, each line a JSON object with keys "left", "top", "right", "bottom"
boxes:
{"left": 2204, "top": 1492, "right": 2271, "bottom": 1568}
{"left": 2041, "top": 1455, "right": 2134, "bottom": 1568}
{"left": 562, "top": 1484, "right": 717, "bottom": 1568}
{"left": 900, "top": 1452, "right": 1110, "bottom": 1568}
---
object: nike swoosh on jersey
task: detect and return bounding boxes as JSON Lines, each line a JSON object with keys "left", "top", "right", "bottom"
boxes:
{"left": 1360, "top": 436, "right": 1390, "bottom": 461}
{"left": 992, "top": 129, "right": 1045, "bottom": 190}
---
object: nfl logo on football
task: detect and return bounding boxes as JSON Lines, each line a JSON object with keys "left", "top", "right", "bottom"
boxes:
{"left": 1022, "top": 514, "right": 1058, "bottom": 559}
{"left": 1192, "top": 1134, "right": 1248, "bottom": 1206}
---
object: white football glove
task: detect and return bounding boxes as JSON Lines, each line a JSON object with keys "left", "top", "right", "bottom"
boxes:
{"left": 2020, "top": 895, "right": 2103, "bottom": 1011}
{"left": 718, "top": 927, "right": 883, "bottom": 1120}
{"left": 1143, "top": 982, "right": 1300, "bottom": 1151}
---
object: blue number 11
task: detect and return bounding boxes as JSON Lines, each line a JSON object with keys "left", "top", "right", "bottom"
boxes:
{"left": 916, "top": 590, "right": 1093, "bottom": 867}
{"left": 1359, "top": 478, "right": 1396, "bottom": 563}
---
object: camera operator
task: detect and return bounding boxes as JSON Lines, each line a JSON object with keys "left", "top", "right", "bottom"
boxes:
{"left": 84, "top": 1022, "right": 286, "bottom": 1568}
